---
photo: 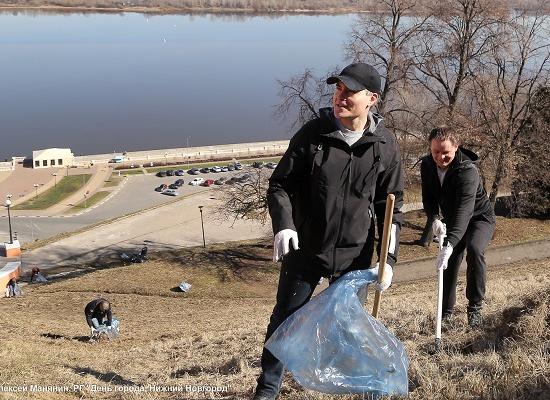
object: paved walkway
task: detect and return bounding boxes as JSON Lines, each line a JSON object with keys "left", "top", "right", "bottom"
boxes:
{"left": 2, "top": 165, "right": 113, "bottom": 217}
{"left": 395, "top": 238, "right": 550, "bottom": 283}
{"left": 1, "top": 183, "right": 548, "bottom": 282}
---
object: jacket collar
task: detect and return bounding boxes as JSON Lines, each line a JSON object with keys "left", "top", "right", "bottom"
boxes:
{"left": 318, "top": 107, "right": 386, "bottom": 145}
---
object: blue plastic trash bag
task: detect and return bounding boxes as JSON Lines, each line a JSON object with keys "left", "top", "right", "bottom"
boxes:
{"left": 265, "top": 269, "right": 409, "bottom": 397}
{"left": 94, "top": 318, "right": 120, "bottom": 340}
{"left": 178, "top": 281, "right": 192, "bottom": 292}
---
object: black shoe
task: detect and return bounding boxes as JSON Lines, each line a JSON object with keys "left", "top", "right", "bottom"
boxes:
{"left": 468, "top": 310, "right": 483, "bottom": 327}
{"left": 252, "top": 394, "right": 276, "bottom": 400}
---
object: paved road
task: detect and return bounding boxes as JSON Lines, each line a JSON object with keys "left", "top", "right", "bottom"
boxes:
{"left": 0, "top": 168, "right": 258, "bottom": 244}
{"left": 16, "top": 189, "right": 271, "bottom": 271}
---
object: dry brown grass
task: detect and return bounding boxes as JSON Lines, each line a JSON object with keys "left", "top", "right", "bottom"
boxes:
{"left": 1, "top": 223, "right": 549, "bottom": 399}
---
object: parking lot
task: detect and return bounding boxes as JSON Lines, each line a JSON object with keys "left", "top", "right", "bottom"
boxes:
{"left": 151, "top": 161, "right": 275, "bottom": 196}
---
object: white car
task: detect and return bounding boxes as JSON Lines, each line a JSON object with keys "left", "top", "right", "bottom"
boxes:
{"left": 162, "top": 189, "right": 179, "bottom": 196}
{"left": 189, "top": 177, "right": 205, "bottom": 186}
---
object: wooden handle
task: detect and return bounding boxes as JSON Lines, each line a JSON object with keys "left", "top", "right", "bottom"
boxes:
{"left": 372, "top": 194, "right": 395, "bottom": 318}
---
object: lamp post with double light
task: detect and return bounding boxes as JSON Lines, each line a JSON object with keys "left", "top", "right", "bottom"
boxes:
{"left": 52, "top": 172, "right": 58, "bottom": 187}
{"left": 33, "top": 183, "right": 39, "bottom": 198}
{"left": 5, "top": 195, "right": 13, "bottom": 244}
{"left": 198, "top": 205, "right": 205, "bottom": 248}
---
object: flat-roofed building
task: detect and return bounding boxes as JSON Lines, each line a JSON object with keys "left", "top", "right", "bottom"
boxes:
{"left": 32, "top": 148, "right": 74, "bottom": 169}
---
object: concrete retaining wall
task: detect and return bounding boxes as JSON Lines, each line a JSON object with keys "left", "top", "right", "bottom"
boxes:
{"left": 73, "top": 140, "right": 290, "bottom": 167}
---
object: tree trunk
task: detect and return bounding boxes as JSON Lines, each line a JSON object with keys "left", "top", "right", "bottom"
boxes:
{"left": 489, "top": 147, "right": 506, "bottom": 206}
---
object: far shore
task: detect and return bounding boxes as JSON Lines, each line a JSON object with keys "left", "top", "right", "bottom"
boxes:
{"left": 0, "top": 4, "right": 370, "bottom": 15}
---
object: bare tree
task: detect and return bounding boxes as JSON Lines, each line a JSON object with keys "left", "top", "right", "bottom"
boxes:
{"left": 273, "top": 68, "right": 334, "bottom": 133}
{"left": 216, "top": 168, "right": 270, "bottom": 225}
{"left": 411, "top": 0, "right": 504, "bottom": 123}
{"left": 508, "top": 86, "right": 550, "bottom": 218}
{"left": 471, "top": 8, "right": 550, "bottom": 205}
{"left": 346, "top": 0, "right": 429, "bottom": 119}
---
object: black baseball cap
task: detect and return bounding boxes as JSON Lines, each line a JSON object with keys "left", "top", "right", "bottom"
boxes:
{"left": 326, "top": 63, "right": 382, "bottom": 94}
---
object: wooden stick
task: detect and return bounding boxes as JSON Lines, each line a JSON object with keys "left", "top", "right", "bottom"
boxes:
{"left": 372, "top": 194, "right": 395, "bottom": 318}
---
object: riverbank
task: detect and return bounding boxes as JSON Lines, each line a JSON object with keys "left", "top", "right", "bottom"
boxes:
{"left": 0, "top": 4, "right": 367, "bottom": 15}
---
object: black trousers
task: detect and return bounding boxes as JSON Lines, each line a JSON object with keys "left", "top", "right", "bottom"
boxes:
{"left": 255, "top": 250, "right": 324, "bottom": 397}
{"left": 442, "top": 217, "right": 495, "bottom": 315}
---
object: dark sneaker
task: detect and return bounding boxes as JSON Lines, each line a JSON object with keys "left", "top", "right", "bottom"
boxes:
{"left": 468, "top": 310, "right": 483, "bottom": 327}
{"left": 252, "top": 394, "right": 276, "bottom": 400}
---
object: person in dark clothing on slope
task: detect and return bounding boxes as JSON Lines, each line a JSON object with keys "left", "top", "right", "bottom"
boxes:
{"left": 252, "top": 63, "right": 404, "bottom": 400}
{"left": 421, "top": 126, "right": 495, "bottom": 328}
{"left": 84, "top": 298, "right": 112, "bottom": 336}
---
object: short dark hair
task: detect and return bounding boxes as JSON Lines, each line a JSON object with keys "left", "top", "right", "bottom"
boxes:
{"left": 428, "top": 126, "right": 460, "bottom": 146}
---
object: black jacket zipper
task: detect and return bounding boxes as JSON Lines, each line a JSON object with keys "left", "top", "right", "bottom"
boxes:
{"left": 332, "top": 151, "right": 353, "bottom": 275}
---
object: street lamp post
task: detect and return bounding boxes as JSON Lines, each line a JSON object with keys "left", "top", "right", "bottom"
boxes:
{"left": 33, "top": 183, "right": 39, "bottom": 198}
{"left": 186, "top": 137, "right": 190, "bottom": 167}
{"left": 198, "top": 205, "right": 205, "bottom": 248}
{"left": 52, "top": 172, "right": 58, "bottom": 186}
{"left": 5, "top": 195, "right": 13, "bottom": 244}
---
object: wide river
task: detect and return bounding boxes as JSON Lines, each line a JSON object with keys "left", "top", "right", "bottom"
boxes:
{"left": 0, "top": 11, "right": 356, "bottom": 159}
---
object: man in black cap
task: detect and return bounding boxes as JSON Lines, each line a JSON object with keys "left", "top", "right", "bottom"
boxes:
{"left": 252, "top": 63, "right": 404, "bottom": 400}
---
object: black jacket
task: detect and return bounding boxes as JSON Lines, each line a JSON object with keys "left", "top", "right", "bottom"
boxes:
{"left": 84, "top": 298, "right": 112, "bottom": 327}
{"left": 268, "top": 108, "right": 404, "bottom": 275}
{"left": 421, "top": 147, "right": 495, "bottom": 247}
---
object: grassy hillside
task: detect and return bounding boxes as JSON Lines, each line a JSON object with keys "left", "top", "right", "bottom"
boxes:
{"left": 0, "top": 240, "right": 549, "bottom": 399}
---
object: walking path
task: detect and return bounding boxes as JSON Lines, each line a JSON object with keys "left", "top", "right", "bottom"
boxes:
{"left": 1, "top": 182, "right": 548, "bottom": 283}
{"left": 395, "top": 238, "right": 550, "bottom": 283}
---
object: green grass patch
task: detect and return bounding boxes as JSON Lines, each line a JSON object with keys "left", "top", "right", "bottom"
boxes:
{"left": 119, "top": 169, "right": 143, "bottom": 175}
{"left": 102, "top": 177, "right": 122, "bottom": 187}
{"left": 13, "top": 174, "right": 92, "bottom": 210}
{"left": 67, "top": 190, "right": 111, "bottom": 212}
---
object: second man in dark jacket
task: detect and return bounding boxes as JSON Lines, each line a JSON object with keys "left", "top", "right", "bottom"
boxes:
{"left": 421, "top": 126, "right": 495, "bottom": 328}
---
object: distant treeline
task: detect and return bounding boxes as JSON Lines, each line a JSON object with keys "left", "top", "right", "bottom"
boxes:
{"left": 0, "top": 0, "right": 548, "bottom": 13}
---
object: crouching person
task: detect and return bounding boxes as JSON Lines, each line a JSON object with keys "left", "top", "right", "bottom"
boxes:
{"left": 85, "top": 298, "right": 113, "bottom": 339}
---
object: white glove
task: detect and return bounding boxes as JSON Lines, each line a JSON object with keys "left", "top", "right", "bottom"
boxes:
{"left": 432, "top": 219, "right": 446, "bottom": 237}
{"left": 273, "top": 229, "right": 299, "bottom": 262}
{"left": 371, "top": 262, "right": 393, "bottom": 292}
{"left": 436, "top": 243, "right": 453, "bottom": 271}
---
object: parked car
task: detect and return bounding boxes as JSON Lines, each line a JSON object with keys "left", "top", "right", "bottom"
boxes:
{"left": 168, "top": 183, "right": 179, "bottom": 190}
{"left": 201, "top": 179, "right": 215, "bottom": 187}
{"left": 188, "top": 168, "right": 200, "bottom": 175}
{"left": 226, "top": 177, "right": 238, "bottom": 185}
{"left": 155, "top": 183, "right": 168, "bottom": 192}
{"left": 214, "top": 177, "right": 227, "bottom": 185}
{"left": 210, "top": 166, "right": 222, "bottom": 173}
{"left": 175, "top": 169, "right": 185, "bottom": 176}
{"left": 189, "top": 177, "right": 205, "bottom": 186}
{"left": 162, "top": 189, "right": 179, "bottom": 196}
{"left": 252, "top": 161, "right": 264, "bottom": 168}
{"left": 175, "top": 179, "right": 185, "bottom": 186}
{"left": 166, "top": 170, "right": 175, "bottom": 176}
{"left": 221, "top": 167, "right": 229, "bottom": 172}
{"left": 156, "top": 171, "right": 167, "bottom": 177}
{"left": 265, "top": 162, "right": 277, "bottom": 169}
{"left": 200, "top": 167, "right": 210, "bottom": 173}
{"left": 234, "top": 162, "right": 243, "bottom": 170}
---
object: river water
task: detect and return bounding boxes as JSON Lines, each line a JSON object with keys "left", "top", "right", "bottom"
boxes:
{"left": 0, "top": 11, "right": 355, "bottom": 159}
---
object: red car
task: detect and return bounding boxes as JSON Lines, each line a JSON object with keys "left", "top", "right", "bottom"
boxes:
{"left": 201, "top": 179, "right": 215, "bottom": 187}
